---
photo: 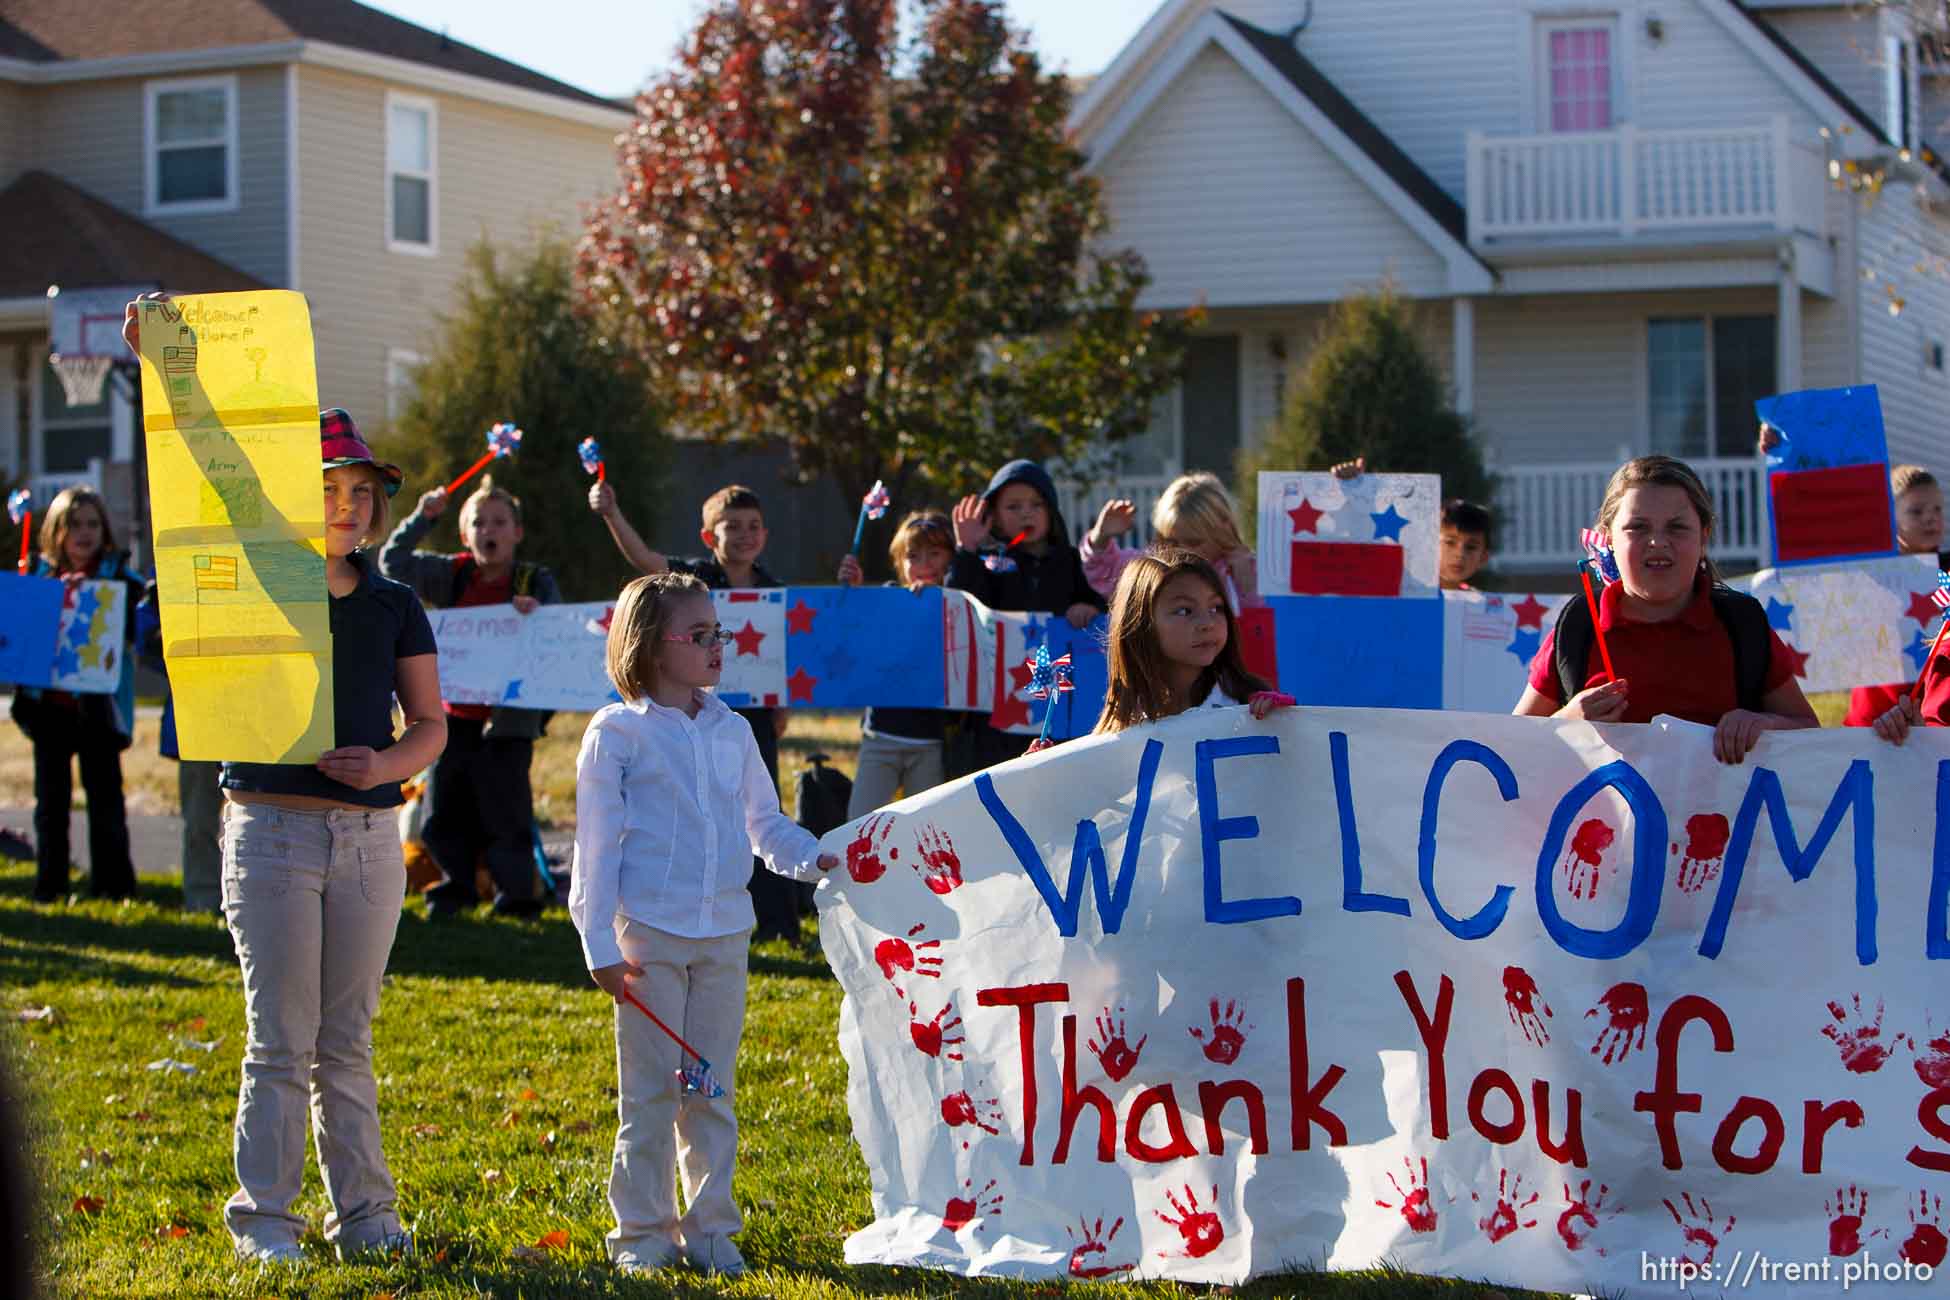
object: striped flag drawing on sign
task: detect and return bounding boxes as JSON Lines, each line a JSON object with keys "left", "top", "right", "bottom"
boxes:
{"left": 193, "top": 554, "right": 238, "bottom": 591}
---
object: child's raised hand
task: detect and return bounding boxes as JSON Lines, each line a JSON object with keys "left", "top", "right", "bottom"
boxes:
{"left": 1873, "top": 695, "right": 1921, "bottom": 746}
{"left": 1756, "top": 423, "right": 1782, "bottom": 455}
{"left": 121, "top": 291, "right": 171, "bottom": 357}
{"left": 416, "top": 487, "right": 448, "bottom": 520}
{"left": 951, "top": 495, "right": 989, "bottom": 550}
{"left": 588, "top": 479, "right": 617, "bottom": 518}
{"left": 1330, "top": 457, "right": 1367, "bottom": 480}
{"left": 1556, "top": 678, "right": 1629, "bottom": 724}
{"left": 1091, "top": 499, "right": 1137, "bottom": 545}
{"left": 316, "top": 745, "right": 385, "bottom": 790}
{"left": 1063, "top": 602, "right": 1098, "bottom": 629}
{"left": 1247, "top": 690, "right": 1295, "bottom": 720}
{"left": 512, "top": 595, "right": 539, "bottom": 615}
{"left": 590, "top": 959, "right": 643, "bottom": 1003}
{"left": 836, "top": 553, "right": 863, "bottom": 586}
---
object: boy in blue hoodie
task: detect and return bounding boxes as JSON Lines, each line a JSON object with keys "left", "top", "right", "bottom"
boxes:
{"left": 946, "top": 460, "right": 1105, "bottom": 771}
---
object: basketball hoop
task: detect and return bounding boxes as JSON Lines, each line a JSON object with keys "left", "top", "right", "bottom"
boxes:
{"left": 48, "top": 353, "right": 113, "bottom": 408}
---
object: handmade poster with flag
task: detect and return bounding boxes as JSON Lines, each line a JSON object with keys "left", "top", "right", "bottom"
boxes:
{"left": 712, "top": 588, "right": 788, "bottom": 708}
{"left": 1740, "top": 553, "right": 1937, "bottom": 693}
{"left": 50, "top": 579, "right": 128, "bottom": 693}
{"left": 1256, "top": 471, "right": 1440, "bottom": 598}
{"left": 781, "top": 586, "right": 942, "bottom": 708}
{"left": 1755, "top": 385, "right": 1898, "bottom": 566}
{"left": 0, "top": 572, "right": 64, "bottom": 686}
{"left": 1440, "top": 589, "right": 1572, "bottom": 713}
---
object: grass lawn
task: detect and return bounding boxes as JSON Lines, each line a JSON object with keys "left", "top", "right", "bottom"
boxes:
{"left": 3, "top": 698, "right": 1857, "bottom": 1297}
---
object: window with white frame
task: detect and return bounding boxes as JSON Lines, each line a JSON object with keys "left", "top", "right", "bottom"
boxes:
{"left": 1540, "top": 21, "right": 1616, "bottom": 132}
{"left": 387, "top": 94, "right": 437, "bottom": 252}
{"left": 1647, "top": 316, "right": 1775, "bottom": 459}
{"left": 386, "top": 349, "right": 426, "bottom": 422}
{"left": 145, "top": 76, "right": 238, "bottom": 213}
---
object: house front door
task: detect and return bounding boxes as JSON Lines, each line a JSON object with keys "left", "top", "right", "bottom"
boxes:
{"left": 1179, "top": 334, "right": 1240, "bottom": 477}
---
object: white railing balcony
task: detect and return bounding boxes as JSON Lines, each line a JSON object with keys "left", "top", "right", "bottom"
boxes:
{"left": 1466, "top": 116, "right": 1828, "bottom": 245}
{"left": 1494, "top": 456, "right": 1768, "bottom": 573}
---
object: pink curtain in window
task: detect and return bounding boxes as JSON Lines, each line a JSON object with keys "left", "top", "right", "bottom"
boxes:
{"left": 1549, "top": 28, "right": 1612, "bottom": 132}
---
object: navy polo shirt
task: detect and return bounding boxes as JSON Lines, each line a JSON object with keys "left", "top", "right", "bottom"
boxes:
{"left": 221, "top": 552, "right": 438, "bottom": 809}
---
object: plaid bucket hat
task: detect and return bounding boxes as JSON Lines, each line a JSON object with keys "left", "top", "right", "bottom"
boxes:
{"left": 319, "top": 407, "right": 403, "bottom": 496}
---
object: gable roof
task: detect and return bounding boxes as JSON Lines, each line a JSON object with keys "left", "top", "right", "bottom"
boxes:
{"left": 1216, "top": 13, "right": 1470, "bottom": 250}
{"left": 0, "top": 0, "right": 621, "bottom": 110}
{"left": 0, "top": 170, "right": 266, "bottom": 299}
{"left": 1727, "top": 1, "right": 1890, "bottom": 147}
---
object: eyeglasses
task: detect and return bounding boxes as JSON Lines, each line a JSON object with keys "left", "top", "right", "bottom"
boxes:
{"left": 663, "top": 628, "right": 735, "bottom": 649}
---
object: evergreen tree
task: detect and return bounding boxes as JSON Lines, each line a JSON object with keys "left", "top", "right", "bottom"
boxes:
{"left": 388, "top": 234, "right": 664, "bottom": 601}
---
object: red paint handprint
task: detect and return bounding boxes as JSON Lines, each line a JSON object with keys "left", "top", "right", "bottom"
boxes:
{"left": 943, "top": 1178, "right": 1003, "bottom": 1232}
{"left": 1087, "top": 1007, "right": 1147, "bottom": 1082}
{"left": 1189, "top": 998, "right": 1252, "bottom": 1065}
{"left": 1503, "top": 966, "right": 1553, "bottom": 1045}
{"left": 1821, "top": 994, "right": 1911, "bottom": 1074}
{"left": 1674, "top": 813, "right": 1730, "bottom": 893}
{"left": 873, "top": 922, "right": 942, "bottom": 995}
{"left": 1584, "top": 982, "right": 1649, "bottom": 1064}
{"left": 1473, "top": 1169, "right": 1540, "bottom": 1244}
{"left": 911, "top": 823, "right": 964, "bottom": 895}
{"left": 1902, "top": 1190, "right": 1947, "bottom": 1268}
{"left": 1825, "top": 1184, "right": 1886, "bottom": 1256}
{"left": 1375, "top": 1156, "right": 1439, "bottom": 1233}
{"left": 1557, "top": 1179, "right": 1617, "bottom": 1254}
{"left": 1559, "top": 817, "right": 1615, "bottom": 899}
{"left": 845, "top": 812, "right": 898, "bottom": 883}
{"left": 908, "top": 1000, "right": 964, "bottom": 1061}
{"left": 1663, "top": 1192, "right": 1734, "bottom": 1267}
{"left": 1066, "top": 1215, "right": 1134, "bottom": 1279}
{"left": 1156, "top": 1183, "right": 1224, "bottom": 1259}
{"left": 940, "top": 1087, "right": 1002, "bottom": 1136}
{"left": 1914, "top": 1019, "right": 1950, "bottom": 1090}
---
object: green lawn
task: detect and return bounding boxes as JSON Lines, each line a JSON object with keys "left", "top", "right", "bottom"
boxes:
{"left": 1, "top": 869, "right": 1566, "bottom": 1299}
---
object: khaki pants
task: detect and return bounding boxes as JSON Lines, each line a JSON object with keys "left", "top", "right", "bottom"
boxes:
{"left": 607, "top": 919, "right": 749, "bottom": 1264}
{"left": 846, "top": 734, "right": 945, "bottom": 820}
{"left": 220, "top": 802, "right": 407, "bottom": 1254}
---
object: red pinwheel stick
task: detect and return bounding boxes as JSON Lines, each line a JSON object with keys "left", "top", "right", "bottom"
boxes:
{"left": 444, "top": 449, "right": 496, "bottom": 496}
{"left": 1578, "top": 566, "right": 1617, "bottom": 684}
{"left": 619, "top": 987, "right": 712, "bottom": 1067}
{"left": 15, "top": 511, "right": 29, "bottom": 574}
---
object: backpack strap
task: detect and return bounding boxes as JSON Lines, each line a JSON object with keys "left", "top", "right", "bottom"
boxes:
{"left": 449, "top": 554, "right": 476, "bottom": 605}
{"left": 1709, "top": 586, "right": 1773, "bottom": 713}
{"left": 513, "top": 562, "right": 539, "bottom": 599}
{"left": 1550, "top": 591, "right": 1597, "bottom": 706}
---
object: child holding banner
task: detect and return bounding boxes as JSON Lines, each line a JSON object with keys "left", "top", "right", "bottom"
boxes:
{"left": 9, "top": 485, "right": 143, "bottom": 902}
{"left": 569, "top": 572, "right": 836, "bottom": 1278}
{"left": 212, "top": 413, "right": 445, "bottom": 1263}
{"left": 836, "top": 510, "right": 956, "bottom": 815}
{"left": 380, "top": 475, "right": 559, "bottom": 917}
{"left": 1080, "top": 471, "right": 1262, "bottom": 611}
{"left": 1095, "top": 550, "right": 1290, "bottom": 731}
{"left": 1512, "top": 455, "right": 1817, "bottom": 763}
{"left": 587, "top": 478, "right": 801, "bottom": 942}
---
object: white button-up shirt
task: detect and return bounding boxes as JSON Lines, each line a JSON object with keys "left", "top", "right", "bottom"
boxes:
{"left": 569, "top": 690, "right": 821, "bottom": 970}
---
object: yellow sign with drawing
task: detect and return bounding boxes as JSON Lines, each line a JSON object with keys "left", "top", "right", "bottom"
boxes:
{"left": 135, "top": 291, "right": 332, "bottom": 762}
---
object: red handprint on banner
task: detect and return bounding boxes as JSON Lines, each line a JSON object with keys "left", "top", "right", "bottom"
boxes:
{"left": 1087, "top": 1007, "right": 1147, "bottom": 1082}
{"left": 1189, "top": 997, "right": 1252, "bottom": 1065}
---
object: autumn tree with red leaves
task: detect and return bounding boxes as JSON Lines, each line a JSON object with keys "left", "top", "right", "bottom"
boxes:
{"left": 579, "top": 0, "right": 1194, "bottom": 508}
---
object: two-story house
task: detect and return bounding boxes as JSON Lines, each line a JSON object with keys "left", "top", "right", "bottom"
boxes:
{"left": 0, "top": 0, "right": 634, "bottom": 551}
{"left": 1062, "top": 0, "right": 1950, "bottom": 572}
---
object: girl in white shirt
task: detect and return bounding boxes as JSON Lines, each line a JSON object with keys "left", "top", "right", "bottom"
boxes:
{"left": 1094, "top": 551, "right": 1293, "bottom": 733}
{"left": 570, "top": 573, "right": 836, "bottom": 1279}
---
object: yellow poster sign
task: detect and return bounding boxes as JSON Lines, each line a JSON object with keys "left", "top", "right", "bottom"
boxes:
{"left": 135, "top": 291, "right": 332, "bottom": 762}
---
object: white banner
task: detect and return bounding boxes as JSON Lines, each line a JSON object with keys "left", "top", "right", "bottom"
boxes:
{"left": 815, "top": 707, "right": 1950, "bottom": 1292}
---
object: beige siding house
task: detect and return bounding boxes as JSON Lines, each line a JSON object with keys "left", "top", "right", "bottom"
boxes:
{"left": 1067, "top": 0, "right": 1950, "bottom": 573}
{"left": 0, "top": 0, "right": 633, "bottom": 554}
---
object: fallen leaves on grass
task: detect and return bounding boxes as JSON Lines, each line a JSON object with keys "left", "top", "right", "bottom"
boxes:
{"left": 496, "top": 1109, "right": 521, "bottom": 1128}
{"left": 145, "top": 1058, "right": 198, "bottom": 1075}
{"left": 77, "top": 1148, "right": 112, "bottom": 1170}
{"left": 481, "top": 1169, "right": 503, "bottom": 1186}
{"left": 518, "top": 1087, "right": 540, "bottom": 1102}
{"left": 511, "top": 1229, "right": 570, "bottom": 1261}
{"left": 15, "top": 1005, "right": 56, "bottom": 1024}
{"left": 539, "top": 1130, "right": 556, "bottom": 1149}
{"left": 70, "top": 1196, "right": 105, "bottom": 1216}
{"left": 176, "top": 1036, "right": 221, "bottom": 1053}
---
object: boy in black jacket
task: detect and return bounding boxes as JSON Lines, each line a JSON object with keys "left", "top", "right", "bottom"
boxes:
{"left": 946, "top": 459, "right": 1105, "bottom": 771}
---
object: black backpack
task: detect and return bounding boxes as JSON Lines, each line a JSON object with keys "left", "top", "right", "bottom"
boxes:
{"left": 794, "top": 752, "right": 854, "bottom": 838}
{"left": 1552, "top": 584, "right": 1773, "bottom": 712}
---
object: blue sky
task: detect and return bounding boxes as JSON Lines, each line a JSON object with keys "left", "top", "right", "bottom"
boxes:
{"left": 364, "top": 1, "right": 1151, "bottom": 99}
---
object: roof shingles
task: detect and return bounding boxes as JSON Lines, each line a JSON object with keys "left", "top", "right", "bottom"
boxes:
{"left": 0, "top": 170, "right": 267, "bottom": 299}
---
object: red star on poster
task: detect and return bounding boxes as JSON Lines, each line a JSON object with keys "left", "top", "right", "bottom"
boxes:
{"left": 1780, "top": 639, "right": 1811, "bottom": 679}
{"left": 1907, "top": 591, "right": 1942, "bottom": 626}
{"left": 1511, "top": 593, "right": 1549, "bottom": 630}
{"left": 786, "top": 599, "right": 817, "bottom": 635}
{"left": 1007, "top": 660, "right": 1037, "bottom": 693}
{"left": 595, "top": 605, "right": 614, "bottom": 632}
{"left": 990, "top": 689, "right": 1031, "bottom": 731}
{"left": 787, "top": 666, "right": 819, "bottom": 703}
{"left": 732, "top": 620, "right": 765, "bottom": 657}
{"left": 1287, "top": 497, "right": 1324, "bottom": 534}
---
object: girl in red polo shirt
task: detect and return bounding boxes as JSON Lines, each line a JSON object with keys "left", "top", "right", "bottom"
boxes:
{"left": 1512, "top": 455, "right": 1818, "bottom": 763}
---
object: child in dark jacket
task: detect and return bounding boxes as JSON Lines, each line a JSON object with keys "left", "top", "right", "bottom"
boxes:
{"left": 945, "top": 459, "right": 1106, "bottom": 771}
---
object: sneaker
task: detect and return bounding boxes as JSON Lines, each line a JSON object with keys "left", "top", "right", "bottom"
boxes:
{"left": 614, "top": 1243, "right": 681, "bottom": 1275}
{"left": 238, "top": 1240, "right": 306, "bottom": 1266}
{"left": 336, "top": 1229, "right": 414, "bottom": 1261}
{"left": 684, "top": 1234, "right": 747, "bottom": 1277}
